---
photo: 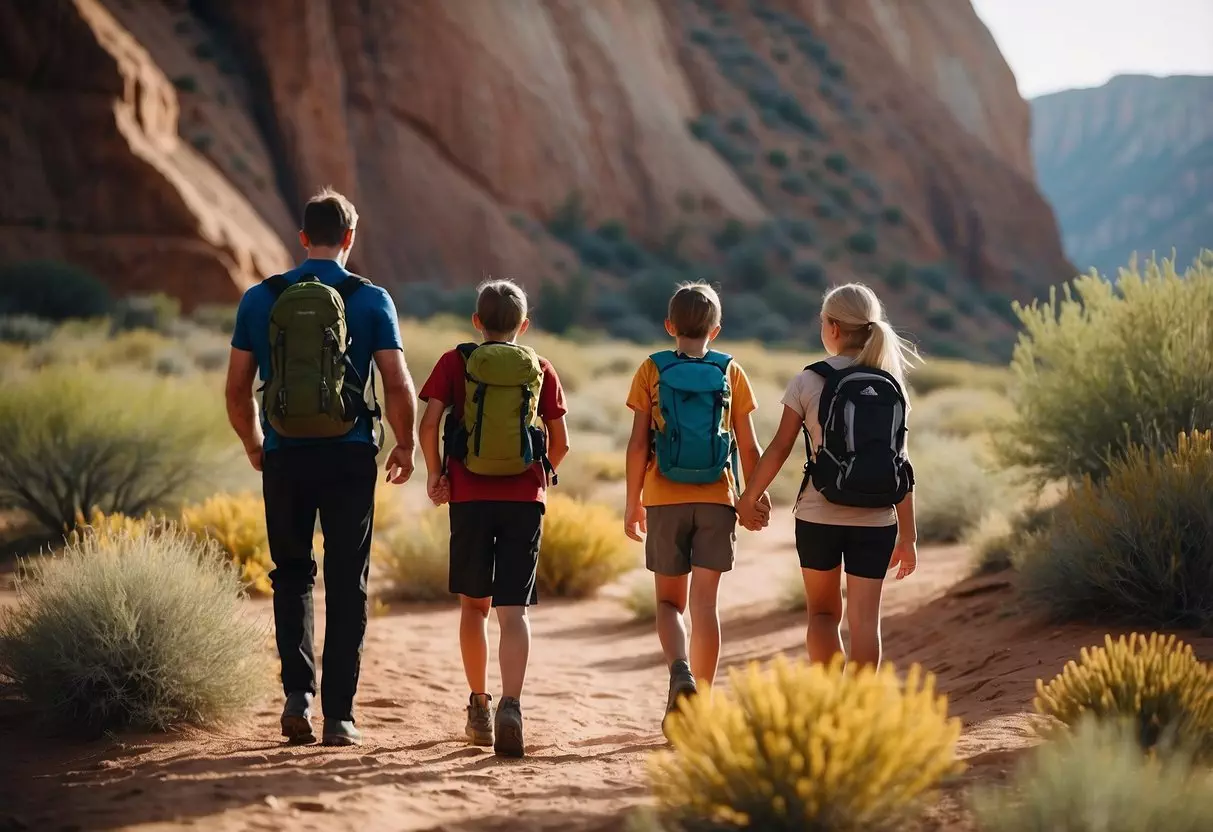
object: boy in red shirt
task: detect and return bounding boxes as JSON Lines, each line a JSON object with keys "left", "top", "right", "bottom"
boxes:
{"left": 417, "top": 279, "right": 569, "bottom": 758}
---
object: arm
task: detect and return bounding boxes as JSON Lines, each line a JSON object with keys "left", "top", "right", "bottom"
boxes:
{"left": 545, "top": 416, "right": 570, "bottom": 470}
{"left": 624, "top": 409, "right": 650, "bottom": 542}
{"left": 374, "top": 348, "right": 417, "bottom": 484}
{"left": 419, "top": 397, "right": 447, "bottom": 504}
{"left": 737, "top": 405, "right": 803, "bottom": 526}
{"left": 224, "top": 348, "right": 263, "bottom": 471}
{"left": 891, "top": 487, "right": 918, "bottom": 580}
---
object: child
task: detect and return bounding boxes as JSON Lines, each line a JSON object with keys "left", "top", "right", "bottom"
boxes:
{"left": 417, "top": 279, "right": 569, "bottom": 758}
{"left": 738, "top": 283, "right": 918, "bottom": 669}
{"left": 624, "top": 282, "right": 770, "bottom": 736}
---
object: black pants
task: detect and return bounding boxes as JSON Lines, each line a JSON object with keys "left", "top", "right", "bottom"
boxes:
{"left": 262, "top": 443, "right": 377, "bottom": 721}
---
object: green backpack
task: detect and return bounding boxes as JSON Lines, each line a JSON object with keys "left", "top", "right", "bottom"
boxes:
{"left": 443, "top": 342, "right": 553, "bottom": 479}
{"left": 261, "top": 273, "right": 379, "bottom": 441}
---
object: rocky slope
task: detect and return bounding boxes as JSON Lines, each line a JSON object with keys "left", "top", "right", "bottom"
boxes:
{"left": 0, "top": 0, "right": 1072, "bottom": 355}
{"left": 1032, "top": 74, "right": 1213, "bottom": 277}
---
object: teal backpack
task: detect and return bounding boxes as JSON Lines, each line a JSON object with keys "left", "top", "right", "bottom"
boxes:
{"left": 650, "top": 350, "right": 741, "bottom": 492}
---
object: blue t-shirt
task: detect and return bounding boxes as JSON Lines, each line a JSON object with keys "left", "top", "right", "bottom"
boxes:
{"left": 232, "top": 258, "right": 403, "bottom": 451}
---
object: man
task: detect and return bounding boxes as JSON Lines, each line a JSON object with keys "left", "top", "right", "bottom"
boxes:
{"left": 225, "top": 188, "right": 416, "bottom": 746}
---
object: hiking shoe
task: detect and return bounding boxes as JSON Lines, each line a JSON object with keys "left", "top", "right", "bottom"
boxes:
{"left": 280, "top": 692, "right": 316, "bottom": 744}
{"left": 493, "top": 697, "right": 525, "bottom": 758}
{"left": 321, "top": 719, "right": 362, "bottom": 747}
{"left": 465, "top": 693, "right": 494, "bottom": 747}
{"left": 662, "top": 659, "right": 698, "bottom": 739}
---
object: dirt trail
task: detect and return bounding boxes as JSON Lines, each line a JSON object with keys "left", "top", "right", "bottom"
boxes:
{"left": 3, "top": 515, "right": 1208, "bottom": 831}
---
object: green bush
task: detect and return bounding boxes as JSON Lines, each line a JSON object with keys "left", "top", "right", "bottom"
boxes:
{"left": 0, "top": 315, "right": 55, "bottom": 345}
{"left": 110, "top": 293, "right": 182, "bottom": 333}
{"left": 846, "top": 231, "right": 877, "bottom": 255}
{"left": 0, "top": 523, "right": 268, "bottom": 733}
{"left": 1019, "top": 432, "right": 1213, "bottom": 630}
{"left": 824, "top": 152, "right": 849, "bottom": 174}
{"left": 0, "top": 368, "right": 229, "bottom": 531}
{"left": 766, "top": 149, "right": 789, "bottom": 169}
{"left": 973, "top": 718, "right": 1213, "bottom": 832}
{"left": 882, "top": 206, "right": 903, "bottom": 225}
{"left": 190, "top": 303, "right": 238, "bottom": 333}
{"left": 792, "top": 261, "right": 825, "bottom": 287}
{"left": 885, "top": 261, "right": 910, "bottom": 290}
{"left": 0, "top": 260, "right": 111, "bottom": 321}
{"left": 779, "top": 173, "right": 807, "bottom": 195}
{"left": 926, "top": 309, "right": 955, "bottom": 331}
{"left": 911, "top": 433, "right": 1005, "bottom": 543}
{"left": 998, "top": 257, "right": 1213, "bottom": 483}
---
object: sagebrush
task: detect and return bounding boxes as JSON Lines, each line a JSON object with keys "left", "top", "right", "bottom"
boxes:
{"left": 1019, "top": 431, "right": 1213, "bottom": 628}
{"left": 1034, "top": 632, "right": 1213, "bottom": 760}
{"left": 973, "top": 717, "right": 1213, "bottom": 832}
{"left": 538, "top": 493, "right": 635, "bottom": 598}
{"left": 999, "top": 256, "right": 1213, "bottom": 483}
{"left": 0, "top": 523, "right": 269, "bottom": 733}
{"left": 180, "top": 492, "right": 273, "bottom": 596}
{"left": 651, "top": 655, "right": 961, "bottom": 831}
{"left": 911, "top": 432, "right": 1005, "bottom": 543}
{"left": 377, "top": 505, "right": 451, "bottom": 602}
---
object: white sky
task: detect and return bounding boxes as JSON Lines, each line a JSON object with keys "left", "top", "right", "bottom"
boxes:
{"left": 972, "top": 0, "right": 1213, "bottom": 98}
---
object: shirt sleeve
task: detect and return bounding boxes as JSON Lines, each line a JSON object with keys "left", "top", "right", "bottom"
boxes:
{"left": 230, "top": 289, "right": 255, "bottom": 351}
{"left": 538, "top": 360, "right": 568, "bottom": 421}
{"left": 729, "top": 361, "right": 757, "bottom": 420}
{"left": 418, "top": 349, "right": 457, "bottom": 405}
{"left": 369, "top": 286, "right": 403, "bottom": 352}
{"left": 625, "top": 360, "right": 655, "bottom": 414}
{"left": 780, "top": 373, "right": 808, "bottom": 419}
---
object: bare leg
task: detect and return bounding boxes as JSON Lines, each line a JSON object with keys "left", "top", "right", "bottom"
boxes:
{"left": 459, "top": 594, "right": 491, "bottom": 693}
{"left": 495, "top": 606, "right": 531, "bottom": 700}
{"left": 654, "top": 573, "right": 690, "bottom": 665}
{"left": 687, "top": 567, "right": 723, "bottom": 686}
{"left": 844, "top": 574, "right": 886, "bottom": 669}
{"left": 801, "top": 567, "right": 844, "bottom": 665}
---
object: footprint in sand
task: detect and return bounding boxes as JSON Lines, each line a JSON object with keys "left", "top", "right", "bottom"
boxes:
{"left": 361, "top": 698, "right": 403, "bottom": 708}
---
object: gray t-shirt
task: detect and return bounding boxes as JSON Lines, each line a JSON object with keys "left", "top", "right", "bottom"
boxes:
{"left": 780, "top": 355, "right": 899, "bottom": 528}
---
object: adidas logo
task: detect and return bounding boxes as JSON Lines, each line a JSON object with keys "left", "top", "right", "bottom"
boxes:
{"left": 859, "top": 385, "right": 879, "bottom": 396}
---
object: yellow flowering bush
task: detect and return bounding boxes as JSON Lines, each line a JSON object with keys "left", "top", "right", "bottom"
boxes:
{"left": 1035, "top": 633, "right": 1213, "bottom": 759}
{"left": 179, "top": 492, "right": 273, "bottom": 596}
{"left": 538, "top": 493, "right": 635, "bottom": 598}
{"left": 651, "top": 655, "right": 962, "bottom": 831}
{"left": 376, "top": 505, "right": 451, "bottom": 602}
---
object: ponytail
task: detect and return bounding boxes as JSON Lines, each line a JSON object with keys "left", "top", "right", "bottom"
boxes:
{"left": 822, "top": 283, "right": 918, "bottom": 392}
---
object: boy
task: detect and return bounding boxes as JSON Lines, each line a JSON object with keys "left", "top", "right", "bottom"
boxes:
{"left": 623, "top": 282, "right": 770, "bottom": 734}
{"left": 225, "top": 188, "right": 417, "bottom": 747}
{"left": 417, "top": 279, "right": 569, "bottom": 758}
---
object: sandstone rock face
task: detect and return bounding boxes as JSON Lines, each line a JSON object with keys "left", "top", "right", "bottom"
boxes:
{"left": 0, "top": 0, "right": 1072, "bottom": 349}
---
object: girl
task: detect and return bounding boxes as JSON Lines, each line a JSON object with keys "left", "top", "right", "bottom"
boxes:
{"left": 737, "top": 283, "right": 918, "bottom": 668}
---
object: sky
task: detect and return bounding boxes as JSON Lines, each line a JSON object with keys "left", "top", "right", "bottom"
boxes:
{"left": 972, "top": 0, "right": 1213, "bottom": 99}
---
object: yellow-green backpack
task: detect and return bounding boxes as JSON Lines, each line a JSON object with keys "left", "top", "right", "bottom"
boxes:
{"left": 443, "top": 342, "right": 552, "bottom": 478}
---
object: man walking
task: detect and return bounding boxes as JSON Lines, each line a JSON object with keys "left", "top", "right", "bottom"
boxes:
{"left": 225, "top": 188, "right": 416, "bottom": 746}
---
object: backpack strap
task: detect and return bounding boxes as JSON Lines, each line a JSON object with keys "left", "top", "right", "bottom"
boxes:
{"left": 336, "top": 274, "right": 372, "bottom": 300}
{"left": 456, "top": 342, "right": 479, "bottom": 363}
{"left": 807, "top": 360, "right": 835, "bottom": 379}
{"left": 263, "top": 274, "right": 289, "bottom": 297}
{"left": 441, "top": 343, "right": 483, "bottom": 475}
{"left": 649, "top": 350, "right": 679, "bottom": 373}
{"left": 704, "top": 350, "right": 733, "bottom": 373}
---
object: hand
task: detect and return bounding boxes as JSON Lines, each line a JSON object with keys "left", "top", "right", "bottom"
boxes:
{"left": 243, "top": 439, "right": 264, "bottom": 472}
{"left": 737, "top": 492, "right": 771, "bottom": 531}
{"left": 384, "top": 444, "right": 415, "bottom": 485}
{"left": 624, "top": 502, "right": 647, "bottom": 543}
{"left": 755, "top": 491, "right": 773, "bottom": 529}
{"left": 427, "top": 472, "right": 450, "bottom": 506}
{"left": 890, "top": 538, "right": 918, "bottom": 580}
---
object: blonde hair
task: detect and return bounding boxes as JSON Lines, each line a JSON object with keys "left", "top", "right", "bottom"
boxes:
{"left": 476, "top": 279, "right": 528, "bottom": 335}
{"left": 668, "top": 282, "right": 722, "bottom": 338}
{"left": 821, "top": 283, "right": 918, "bottom": 388}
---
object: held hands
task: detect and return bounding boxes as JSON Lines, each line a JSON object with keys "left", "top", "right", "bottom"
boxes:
{"left": 737, "top": 491, "right": 773, "bottom": 531}
{"left": 889, "top": 537, "right": 918, "bottom": 580}
{"left": 384, "top": 444, "right": 415, "bottom": 485}
{"left": 624, "top": 502, "right": 647, "bottom": 542}
{"left": 427, "top": 471, "right": 451, "bottom": 506}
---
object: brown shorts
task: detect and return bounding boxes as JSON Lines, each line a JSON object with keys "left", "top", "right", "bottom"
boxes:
{"left": 645, "top": 503, "right": 737, "bottom": 576}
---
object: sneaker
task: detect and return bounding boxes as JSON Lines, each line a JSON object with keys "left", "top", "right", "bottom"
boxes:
{"left": 662, "top": 659, "right": 697, "bottom": 739}
{"left": 465, "top": 693, "right": 494, "bottom": 747}
{"left": 493, "top": 697, "right": 525, "bottom": 758}
{"left": 321, "top": 719, "right": 362, "bottom": 747}
{"left": 280, "top": 691, "right": 316, "bottom": 744}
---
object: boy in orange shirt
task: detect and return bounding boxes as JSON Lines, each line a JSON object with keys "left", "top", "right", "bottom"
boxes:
{"left": 623, "top": 282, "right": 770, "bottom": 735}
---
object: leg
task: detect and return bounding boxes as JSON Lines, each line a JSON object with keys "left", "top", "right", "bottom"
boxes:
{"left": 842, "top": 524, "right": 899, "bottom": 669}
{"left": 653, "top": 572, "right": 690, "bottom": 665}
{"left": 459, "top": 594, "right": 492, "bottom": 694}
{"left": 496, "top": 607, "right": 531, "bottom": 700}
{"left": 645, "top": 505, "right": 694, "bottom": 666}
{"left": 795, "top": 520, "right": 845, "bottom": 665}
{"left": 491, "top": 502, "right": 542, "bottom": 701}
{"left": 316, "top": 445, "right": 377, "bottom": 723}
{"left": 263, "top": 450, "right": 321, "bottom": 699}
{"left": 686, "top": 504, "right": 736, "bottom": 687}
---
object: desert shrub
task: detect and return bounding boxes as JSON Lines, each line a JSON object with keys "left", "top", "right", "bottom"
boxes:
{"left": 912, "top": 387, "right": 1012, "bottom": 438}
{"left": 766, "top": 149, "right": 789, "bottom": 169}
{"left": 1019, "top": 432, "right": 1213, "bottom": 629}
{"left": 622, "top": 575, "right": 657, "bottom": 621}
{"left": 0, "top": 314, "right": 55, "bottom": 345}
{"left": 824, "top": 152, "right": 849, "bottom": 174}
{"left": 998, "top": 257, "right": 1213, "bottom": 483}
{"left": 537, "top": 494, "right": 634, "bottom": 598}
{"left": 965, "top": 501, "right": 1054, "bottom": 575}
{"left": 911, "top": 433, "right": 1004, "bottom": 543}
{"left": 792, "top": 261, "right": 824, "bottom": 287}
{"left": 0, "top": 260, "right": 111, "bottom": 321}
{"left": 377, "top": 506, "right": 451, "bottom": 602}
{"left": 651, "top": 655, "right": 961, "bottom": 831}
{"left": 926, "top": 309, "right": 954, "bottom": 331}
{"left": 846, "top": 230, "right": 877, "bottom": 255}
{"left": 1034, "top": 633, "right": 1213, "bottom": 759}
{"left": 779, "top": 173, "right": 807, "bottom": 195}
{"left": 110, "top": 293, "right": 182, "bottom": 333}
{"left": 180, "top": 492, "right": 273, "bottom": 596}
{"left": 908, "top": 359, "right": 1009, "bottom": 396}
{"left": 973, "top": 717, "right": 1213, "bottom": 832}
{"left": 0, "top": 369, "right": 228, "bottom": 531}
{"left": 882, "top": 206, "right": 903, "bottom": 225}
{"left": 0, "top": 523, "right": 268, "bottom": 733}
{"left": 917, "top": 265, "right": 950, "bottom": 294}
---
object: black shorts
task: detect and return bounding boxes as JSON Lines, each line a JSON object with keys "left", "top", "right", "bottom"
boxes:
{"left": 449, "top": 501, "right": 543, "bottom": 607}
{"left": 795, "top": 520, "right": 898, "bottom": 580}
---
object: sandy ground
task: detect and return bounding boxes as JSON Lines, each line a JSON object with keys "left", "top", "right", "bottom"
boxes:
{"left": 2, "top": 514, "right": 1210, "bottom": 832}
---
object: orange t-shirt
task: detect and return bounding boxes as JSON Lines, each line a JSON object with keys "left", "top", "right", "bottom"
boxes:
{"left": 626, "top": 355, "right": 757, "bottom": 508}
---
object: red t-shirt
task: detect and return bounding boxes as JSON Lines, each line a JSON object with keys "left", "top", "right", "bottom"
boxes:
{"left": 419, "top": 346, "right": 567, "bottom": 504}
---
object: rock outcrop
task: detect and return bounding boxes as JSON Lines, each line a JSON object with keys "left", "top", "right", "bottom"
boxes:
{"left": 0, "top": 0, "right": 1073, "bottom": 349}
{"left": 1033, "top": 74, "right": 1213, "bottom": 276}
